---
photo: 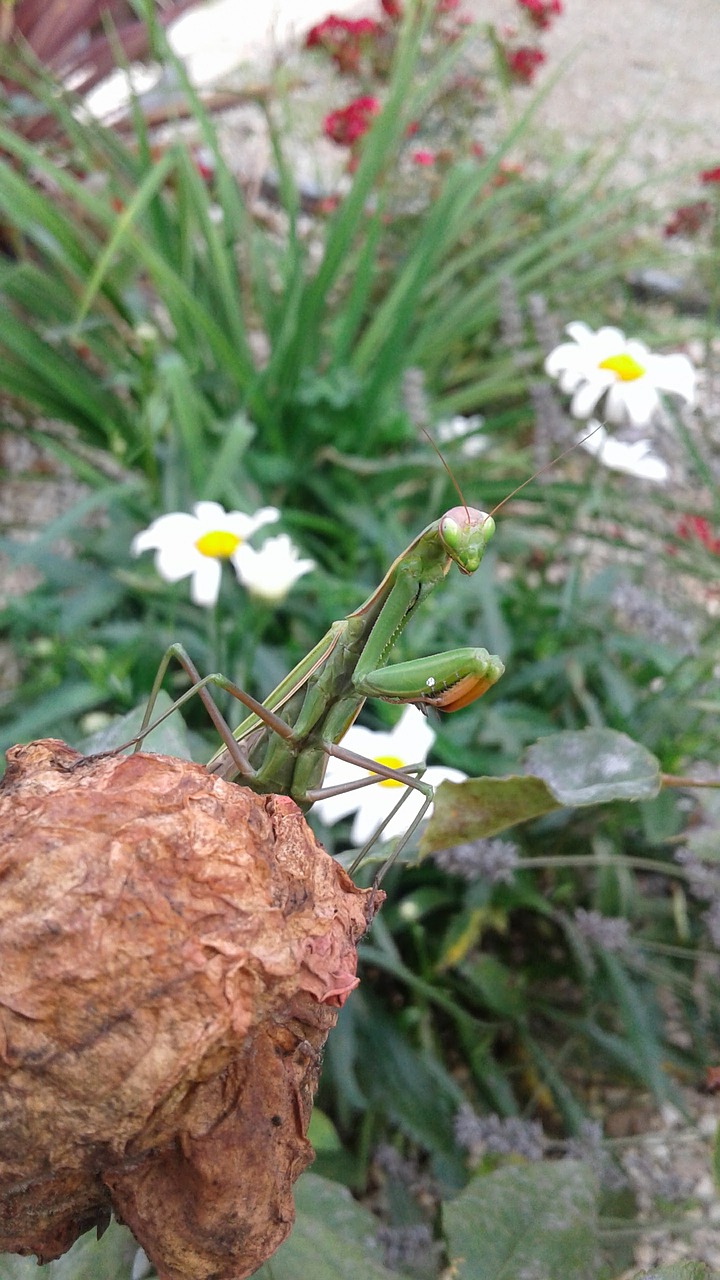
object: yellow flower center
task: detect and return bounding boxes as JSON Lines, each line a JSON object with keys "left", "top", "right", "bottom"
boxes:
{"left": 598, "top": 353, "right": 645, "bottom": 382}
{"left": 194, "top": 530, "right": 241, "bottom": 559}
{"left": 374, "top": 754, "right": 406, "bottom": 788}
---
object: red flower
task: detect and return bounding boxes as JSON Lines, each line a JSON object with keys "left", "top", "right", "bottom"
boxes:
{"left": 306, "top": 14, "right": 379, "bottom": 73}
{"left": 517, "top": 0, "right": 562, "bottom": 29}
{"left": 411, "top": 148, "right": 436, "bottom": 166}
{"left": 700, "top": 165, "right": 720, "bottom": 185}
{"left": 676, "top": 515, "right": 720, "bottom": 555}
{"left": 504, "top": 44, "right": 545, "bottom": 83}
{"left": 663, "top": 200, "right": 711, "bottom": 238}
{"left": 323, "top": 95, "right": 380, "bottom": 146}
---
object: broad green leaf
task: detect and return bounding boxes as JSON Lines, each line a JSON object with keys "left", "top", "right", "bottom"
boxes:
{"left": 0, "top": 1220, "right": 137, "bottom": 1279}
{"left": 421, "top": 774, "right": 560, "bottom": 852}
{"left": 253, "top": 1173, "right": 399, "bottom": 1280}
{"left": 422, "top": 729, "right": 662, "bottom": 850}
{"left": 79, "top": 691, "right": 193, "bottom": 761}
{"left": 443, "top": 1161, "right": 600, "bottom": 1280}
{"left": 524, "top": 729, "right": 661, "bottom": 806}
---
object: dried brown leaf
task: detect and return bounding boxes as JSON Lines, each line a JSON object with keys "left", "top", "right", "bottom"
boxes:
{"left": 0, "top": 740, "right": 380, "bottom": 1280}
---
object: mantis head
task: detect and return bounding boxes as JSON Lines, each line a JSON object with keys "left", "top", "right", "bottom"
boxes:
{"left": 439, "top": 507, "right": 495, "bottom": 575}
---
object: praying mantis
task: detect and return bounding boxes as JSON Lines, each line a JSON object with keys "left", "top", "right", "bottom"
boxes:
{"left": 132, "top": 503, "right": 504, "bottom": 879}
{"left": 130, "top": 425, "right": 605, "bottom": 880}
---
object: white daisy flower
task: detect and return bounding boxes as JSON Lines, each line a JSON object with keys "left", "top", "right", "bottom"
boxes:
{"left": 545, "top": 322, "right": 696, "bottom": 427}
{"left": 233, "top": 533, "right": 316, "bottom": 603}
{"left": 313, "top": 706, "right": 466, "bottom": 846}
{"left": 132, "top": 500, "right": 279, "bottom": 607}
{"left": 578, "top": 422, "right": 669, "bottom": 484}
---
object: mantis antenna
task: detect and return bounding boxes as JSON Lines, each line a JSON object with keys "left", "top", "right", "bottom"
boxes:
{"left": 487, "top": 420, "right": 607, "bottom": 521}
{"left": 421, "top": 425, "right": 470, "bottom": 523}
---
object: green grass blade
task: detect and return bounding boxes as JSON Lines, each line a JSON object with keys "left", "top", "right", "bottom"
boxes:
{"left": 74, "top": 147, "right": 178, "bottom": 327}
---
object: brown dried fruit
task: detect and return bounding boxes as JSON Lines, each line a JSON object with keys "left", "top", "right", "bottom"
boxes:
{"left": 0, "top": 740, "right": 380, "bottom": 1279}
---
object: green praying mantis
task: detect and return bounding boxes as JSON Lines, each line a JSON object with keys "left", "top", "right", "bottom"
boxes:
{"left": 129, "top": 426, "right": 605, "bottom": 881}
{"left": 131, "top": 503, "right": 504, "bottom": 880}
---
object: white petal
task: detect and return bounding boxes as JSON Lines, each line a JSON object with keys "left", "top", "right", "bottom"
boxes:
{"left": 232, "top": 534, "right": 314, "bottom": 602}
{"left": 387, "top": 706, "right": 435, "bottom": 762}
{"left": 132, "top": 527, "right": 160, "bottom": 555}
{"left": 544, "top": 342, "right": 585, "bottom": 376}
{"left": 192, "top": 501, "right": 228, "bottom": 528}
{"left": 228, "top": 506, "right": 281, "bottom": 539}
{"left": 625, "top": 338, "right": 651, "bottom": 364}
{"left": 189, "top": 558, "right": 222, "bottom": 607}
{"left": 252, "top": 505, "right": 282, "bottom": 528}
{"left": 570, "top": 379, "right": 606, "bottom": 419}
{"left": 650, "top": 353, "right": 696, "bottom": 404}
{"left": 580, "top": 428, "right": 668, "bottom": 483}
{"left": 557, "top": 366, "right": 587, "bottom": 394}
{"left": 155, "top": 542, "right": 200, "bottom": 582}
{"left": 615, "top": 379, "right": 660, "bottom": 427}
{"left": 631, "top": 452, "right": 669, "bottom": 483}
{"left": 350, "top": 787, "right": 401, "bottom": 845}
{"left": 603, "top": 382, "right": 634, "bottom": 424}
{"left": 593, "top": 325, "right": 628, "bottom": 355}
{"left": 564, "top": 321, "right": 594, "bottom": 345}
{"left": 131, "top": 512, "right": 199, "bottom": 554}
{"left": 313, "top": 787, "right": 368, "bottom": 826}
{"left": 639, "top": 456, "right": 669, "bottom": 483}
{"left": 424, "top": 766, "right": 467, "bottom": 787}
{"left": 338, "top": 722, "right": 399, "bottom": 761}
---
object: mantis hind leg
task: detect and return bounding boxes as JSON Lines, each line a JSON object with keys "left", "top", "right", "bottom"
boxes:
{"left": 114, "top": 643, "right": 292, "bottom": 780}
{"left": 116, "top": 646, "right": 435, "bottom": 887}
{"left": 307, "top": 741, "right": 434, "bottom": 886}
{"left": 349, "top": 764, "right": 431, "bottom": 885}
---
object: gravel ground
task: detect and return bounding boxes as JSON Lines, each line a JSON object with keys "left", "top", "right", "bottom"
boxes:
{"left": 468, "top": 0, "right": 720, "bottom": 188}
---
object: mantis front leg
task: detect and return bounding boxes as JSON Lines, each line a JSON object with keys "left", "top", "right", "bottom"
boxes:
{"left": 349, "top": 566, "right": 505, "bottom": 713}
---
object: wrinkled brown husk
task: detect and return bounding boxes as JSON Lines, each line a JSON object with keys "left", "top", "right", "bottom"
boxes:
{"left": 0, "top": 740, "right": 380, "bottom": 1280}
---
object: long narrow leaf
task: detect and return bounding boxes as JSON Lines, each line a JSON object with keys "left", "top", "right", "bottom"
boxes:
{"left": 74, "top": 147, "right": 178, "bottom": 326}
